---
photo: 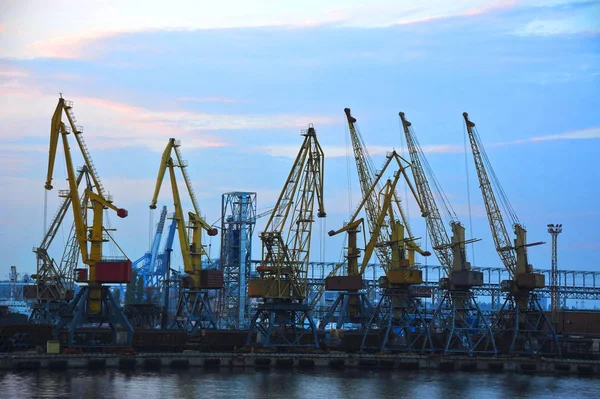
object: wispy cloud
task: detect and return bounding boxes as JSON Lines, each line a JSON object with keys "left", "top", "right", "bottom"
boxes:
{"left": 0, "top": 69, "right": 28, "bottom": 78}
{"left": 176, "top": 96, "right": 239, "bottom": 103}
{"left": 0, "top": 0, "right": 528, "bottom": 60}
{"left": 253, "top": 126, "right": 600, "bottom": 158}
{"left": 254, "top": 143, "right": 466, "bottom": 159}
{"left": 0, "top": 79, "right": 338, "bottom": 152}
{"left": 515, "top": 18, "right": 600, "bottom": 36}
{"left": 506, "top": 126, "right": 600, "bottom": 144}
{"left": 513, "top": 1, "right": 600, "bottom": 36}
{"left": 25, "top": 32, "right": 122, "bottom": 60}
{"left": 395, "top": 0, "right": 518, "bottom": 26}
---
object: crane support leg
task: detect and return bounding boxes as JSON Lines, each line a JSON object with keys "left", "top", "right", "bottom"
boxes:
{"left": 29, "top": 302, "right": 68, "bottom": 324}
{"left": 247, "top": 300, "right": 319, "bottom": 348}
{"left": 428, "top": 290, "right": 497, "bottom": 356}
{"left": 53, "top": 286, "right": 133, "bottom": 348}
{"left": 492, "top": 292, "right": 560, "bottom": 356}
{"left": 170, "top": 289, "right": 217, "bottom": 333}
{"left": 361, "top": 288, "right": 432, "bottom": 352}
{"left": 319, "top": 291, "right": 373, "bottom": 331}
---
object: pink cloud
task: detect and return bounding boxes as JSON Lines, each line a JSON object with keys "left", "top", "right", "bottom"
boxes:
{"left": 0, "top": 81, "right": 338, "bottom": 153}
{"left": 396, "top": 0, "right": 518, "bottom": 26}
{"left": 26, "top": 31, "right": 121, "bottom": 60}
{"left": 177, "top": 97, "right": 239, "bottom": 103}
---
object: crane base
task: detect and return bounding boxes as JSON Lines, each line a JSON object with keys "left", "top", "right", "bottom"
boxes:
{"left": 319, "top": 291, "right": 373, "bottom": 331}
{"left": 493, "top": 292, "right": 560, "bottom": 356}
{"left": 247, "top": 301, "right": 319, "bottom": 348}
{"left": 170, "top": 289, "right": 217, "bottom": 333}
{"left": 53, "top": 286, "right": 133, "bottom": 348}
{"left": 428, "top": 290, "right": 497, "bottom": 356}
{"left": 29, "top": 301, "right": 68, "bottom": 325}
{"left": 361, "top": 288, "right": 432, "bottom": 353}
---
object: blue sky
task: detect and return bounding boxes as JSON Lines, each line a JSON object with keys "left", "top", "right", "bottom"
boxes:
{"left": 0, "top": 0, "right": 599, "bottom": 280}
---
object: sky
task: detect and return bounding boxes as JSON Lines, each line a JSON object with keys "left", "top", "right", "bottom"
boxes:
{"left": 0, "top": 0, "right": 599, "bottom": 281}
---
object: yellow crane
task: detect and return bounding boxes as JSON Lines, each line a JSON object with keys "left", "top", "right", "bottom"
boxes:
{"left": 27, "top": 165, "right": 92, "bottom": 324}
{"left": 47, "top": 96, "right": 133, "bottom": 348}
{"left": 150, "top": 138, "right": 220, "bottom": 332}
{"left": 463, "top": 112, "right": 558, "bottom": 355}
{"left": 247, "top": 124, "right": 326, "bottom": 348}
{"left": 321, "top": 151, "right": 426, "bottom": 333}
{"left": 400, "top": 111, "right": 496, "bottom": 355}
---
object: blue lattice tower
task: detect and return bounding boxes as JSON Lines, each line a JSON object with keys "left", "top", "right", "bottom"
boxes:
{"left": 219, "top": 192, "right": 257, "bottom": 329}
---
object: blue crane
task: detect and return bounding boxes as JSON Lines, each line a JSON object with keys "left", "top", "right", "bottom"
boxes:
{"left": 131, "top": 206, "right": 168, "bottom": 302}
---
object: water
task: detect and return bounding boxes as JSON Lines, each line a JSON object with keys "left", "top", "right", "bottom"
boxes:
{"left": 1, "top": 368, "right": 599, "bottom": 399}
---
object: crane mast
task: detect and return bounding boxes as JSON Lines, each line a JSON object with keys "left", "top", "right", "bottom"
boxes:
{"left": 247, "top": 124, "right": 325, "bottom": 348}
{"left": 47, "top": 96, "right": 133, "bottom": 348}
{"left": 344, "top": 109, "right": 416, "bottom": 270}
{"left": 150, "top": 138, "right": 220, "bottom": 332}
{"left": 463, "top": 112, "right": 557, "bottom": 355}
{"left": 400, "top": 113, "right": 454, "bottom": 275}
{"left": 463, "top": 113, "right": 517, "bottom": 277}
{"left": 401, "top": 112, "right": 494, "bottom": 355}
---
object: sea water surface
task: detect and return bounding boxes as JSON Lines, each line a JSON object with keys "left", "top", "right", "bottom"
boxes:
{"left": 1, "top": 368, "right": 600, "bottom": 399}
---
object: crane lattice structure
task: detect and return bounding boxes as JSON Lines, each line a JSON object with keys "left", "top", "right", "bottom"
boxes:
{"left": 150, "top": 138, "right": 220, "bottom": 334}
{"left": 355, "top": 152, "right": 433, "bottom": 352}
{"left": 218, "top": 194, "right": 275, "bottom": 329}
{"left": 400, "top": 112, "right": 496, "bottom": 356}
{"left": 247, "top": 124, "right": 326, "bottom": 348}
{"left": 463, "top": 112, "right": 558, "bottom": 356}
{"left": 320, "top": 152, "right": 420, "bottom": 333}
{"left": 547, "top": 223, "right": 563, "bottom": 327}
{"left": 47, "top": 96, "right": 133, "bottom": 348}
{"left": 28, "top": 166, "right": 93, "bottom": 324}
{"left": 132, "top": 205, "right": 168, "bottom": 302}
{"left": 338, "top": 109, "right": 432, "bottom": 352}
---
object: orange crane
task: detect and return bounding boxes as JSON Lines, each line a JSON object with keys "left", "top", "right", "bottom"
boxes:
{"left": 463, "top": 112, "right": 558, "bottom": 355}
{"left": 247, "top": 124, "right": 326, "bottom": 348}
{"left": 400, "top": 111, "right": 496, "bottom": 355}
{"left": 46, "top": 96, "right": 133, "bottom": 348}
{"left": 150, "top": 138, "right": 220, "bottom": 333}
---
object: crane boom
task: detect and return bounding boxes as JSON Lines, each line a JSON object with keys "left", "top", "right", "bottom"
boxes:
{"left": 47, "top": 96, "right": 133, "bottom": 348}
{"left": 150, "top": 139, "right": 218, "bottom": 290}
{"left": 344, "top": 109, "right": 422, "bottom": 271}
{"left": 247, "top": 124, "right": 326, "bottom": 348}
{"left": 250, "top": 124, "right": 325, "bottom": 301}
{"left": 463, "top": 113, "right": 517, "bottom": 277}
{"left": 400, "top": 112, "right": 453, "bottom": 275}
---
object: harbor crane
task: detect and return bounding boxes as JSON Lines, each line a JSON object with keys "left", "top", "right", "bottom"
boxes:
{"left": 132, "top": 205, "right": 168, "bottom": 301}
{"left": 46, "top": 96, "right": 133, "bottom": 348}
{"left": 247, "top": 124, "right": 326, "bottom": 348}
{"left": 27, "top": 166, "right": 92, "bottom": 324}
{"left": 400, "top": 112, "right": 496, "bottom": 355}
{"left": 463, "top": 112, "right": 558, "bottom": 355}
{"left": 338, "top": 109, "right": 432, "bottom": 352}
{"left": 150, "top": 138, "right": 220, "bottom": 333}
{"left": 321, "top": 151, "right": 423, "bottom": 333}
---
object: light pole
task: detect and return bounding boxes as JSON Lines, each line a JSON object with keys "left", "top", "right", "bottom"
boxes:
{"left": 547, "top": 223, "right": 562, "bottom": 326}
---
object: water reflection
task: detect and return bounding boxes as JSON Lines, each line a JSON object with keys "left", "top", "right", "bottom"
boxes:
{"left": 0, "top": 368, "right": 598, "bottom": 399}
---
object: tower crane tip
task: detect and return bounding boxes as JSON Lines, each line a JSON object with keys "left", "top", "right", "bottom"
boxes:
{"left": 344, "top": 108, "right": 356, "bottom": 123}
